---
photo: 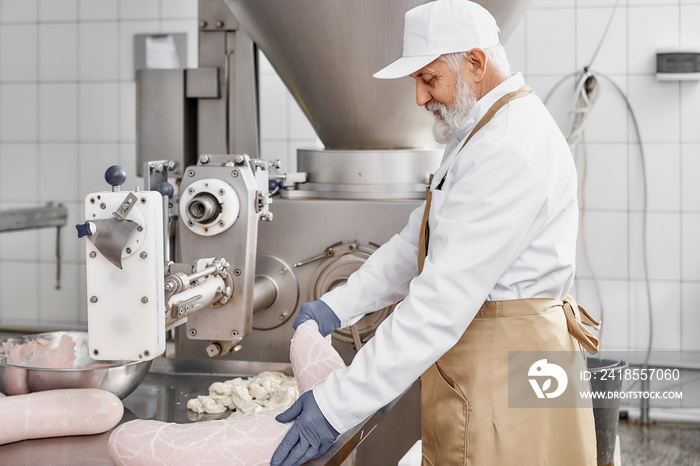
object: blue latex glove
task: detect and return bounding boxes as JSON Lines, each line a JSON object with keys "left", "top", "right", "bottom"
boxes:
{"left": 271, "top": 391, "right": 339, "bottom": 466}
{"left": 293, "top": 300, "right": 340, "bottom": 337}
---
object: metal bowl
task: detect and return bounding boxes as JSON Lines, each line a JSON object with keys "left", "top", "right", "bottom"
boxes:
{"left": 0, "top": 331, "right": 151, "bottom": 399}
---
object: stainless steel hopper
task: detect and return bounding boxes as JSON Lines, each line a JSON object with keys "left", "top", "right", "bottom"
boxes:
{"left": 224, "top": 0, "right": 532, "bottom": 151}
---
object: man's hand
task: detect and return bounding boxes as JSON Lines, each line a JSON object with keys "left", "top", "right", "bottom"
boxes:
{"left": 293, "top": 300, "right": 340, "bottom": 337}
{"left": 271, "top": 391, "right": 339, "bottom": 466}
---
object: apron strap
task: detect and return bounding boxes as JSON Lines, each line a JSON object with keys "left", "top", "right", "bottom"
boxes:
{"left": 562, "top": 295, "right": 601, "bottom": 355}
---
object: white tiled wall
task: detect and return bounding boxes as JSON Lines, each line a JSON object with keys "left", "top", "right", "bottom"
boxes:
{"left": 0, "top": 0, "right": 198, "bottom": 328}
{"left": 0, "top": 0, "right": 698, "bottom": 361}
{"left": 513, "top": 0, "right": 700, "bottom": 354}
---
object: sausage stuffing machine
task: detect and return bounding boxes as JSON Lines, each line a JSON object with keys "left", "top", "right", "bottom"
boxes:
{"left": 74, "top": 0, "right": 530, "bottom": 463}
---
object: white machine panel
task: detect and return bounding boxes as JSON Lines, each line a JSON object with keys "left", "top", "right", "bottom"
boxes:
{"left": 84, "top": 190, "right": 165, "bottom": 361}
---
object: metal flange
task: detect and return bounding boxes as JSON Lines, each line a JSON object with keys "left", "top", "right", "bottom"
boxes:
{"left": 252, "top": 255, "right": 299, "bottom": 330}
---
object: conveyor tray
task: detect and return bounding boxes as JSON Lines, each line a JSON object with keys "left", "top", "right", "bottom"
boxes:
{"left": 0, "top": 357, "right": 403, "bottom": 465}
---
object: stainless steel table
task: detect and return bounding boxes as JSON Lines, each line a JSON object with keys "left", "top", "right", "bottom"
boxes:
{"left": 0, "top": 357, "right": 418, "bottom": 465}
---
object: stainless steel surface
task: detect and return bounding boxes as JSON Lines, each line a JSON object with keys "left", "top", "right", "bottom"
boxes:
{"left": 177, "top": 157, "right": 265, "bottom": 344}
{"left": 225, "top": 0, "right": 433, "bottom": 150}
{"left": 86, "top": 218, "right": 139, "bottom": 270}
{"left": 253, "top": 255, "right": 300, "bottom": 330}
{"left": 186, "top": 67, "right": 219, "bottom": 98}
{"left": 253, "top": 275, "right": 278, "bottom": 312}
{"left": 196, "top": 0, "right": 259, "bottom": 158}
{"left": 224, "top": 0, "right": 531, "bottom": 150}
{"left": 285, "top": 149, "right": 442, "bottom": 200}
{"left": 0, "top": 331, "right": 151, "bottom": 399}
{"left": 136, "top": 69, "right": 196, "bottom": 177}
{"left": 0, "top": 357, "right": 420, "bottom": 465}
{"left": 176, "top": 197, "right": 421, "bottom": 362}
{"left": 198, "top": 0, "right": 240, "bottom": 32}
{"left": 0, "top": 203, "right": 68, "bottom": 232}
{"left": 298, "top": 149, "right": 441, "bottom": 185}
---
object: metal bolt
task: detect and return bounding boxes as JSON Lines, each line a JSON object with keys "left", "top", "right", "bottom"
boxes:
{"left": 199, "top": 155, "right": 210, "bottom": 164}
{"left": 89, "top": 251, "right": 97, "bottom": 258}
{"left": 219, "top": 188, "right": 225, "bottom": 195}
{"left": 215, "top": 20, "right": 224, "bottom": 28}
{"left": 188, "top": 220, "right": 195, "bottom": 227}
{"left": 138, "top": 354, "right": 143, "bottom": 359}
{"left": 199, "top": 20, "right": 207, "bottom": 28}
{"left": 140, "top": 197, "right": 146, "bottom": 204}
{"left": 93, "top": 349, "right": 99, "bottom": 356}
{"left": 89, "top": 198, "right": 95, "bottom": 204}
{"left": 125, "top": 247, "right": 131, "bottom": 254}
{"left": 188, "top": 188, "right": 195, "bottom": 194}
{"left": 234, "top": 269, "right": 241, "bottom": 276}
{"left": 188, "top": 169, "right": 195, "bottom": 177}
{"left": 144, "top": 350, "right": 150, "bottom": 357}
{"left": 280, "top": 268, "right": 287, "bottom": 275}
{"left": 218, "top": 220, "right": 225, "bottom": 227}
{"left": 140, "top": 251, "right": 148, "bottom": 259}
{"left": 189, "top": 329, "right": 197, "bottom": 336}
{"left": 141, "top": 297, "right": 148, "bottom": 303}
{"left": 234, "top": 155, "right": 245, "bottom": 164}
{"left": 279, "top": 314, "right": 286, "bottom": 320}
{"left": 100, "top": 203, "right": 106, "bottom": 209}
{"left": 232, "top": 170, "right": 239, "bottom": 178}
{"left": 231, "top": 330, "right": 239, "bottom": 337}
{"left": 90, "top": 296, "right": 98, "bottom": 303}
{"left": 165, "top": 283, "right": 174, "bottom": 292}
{"left": 137, "top": 225, "right": 143, "bottom": 232}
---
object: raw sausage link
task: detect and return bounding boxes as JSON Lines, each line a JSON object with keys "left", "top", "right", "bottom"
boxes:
{"left": 0, "top": 388, "right": 123, "bottom": 445}
{"left": 109, "top": 321, "right": 345, "bottom": 466}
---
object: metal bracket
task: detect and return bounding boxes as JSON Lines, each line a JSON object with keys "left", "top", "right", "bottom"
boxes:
{"left": 113, "top": 193, "right": 139, "bottom": 220}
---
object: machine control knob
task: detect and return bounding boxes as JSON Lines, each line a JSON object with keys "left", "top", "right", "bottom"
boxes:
{"left": 156, "top": 181, "right": 175, "bottom": 199}
{"left": 76, "top": 222, "right": 96, "bottom": 238}
{"left": 105, "top": 165, "right": 127, "bottom": 188}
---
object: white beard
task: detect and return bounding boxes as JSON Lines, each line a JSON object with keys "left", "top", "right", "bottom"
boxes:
{"left": 426, "top": 75, "right": 477, "bottom": 144}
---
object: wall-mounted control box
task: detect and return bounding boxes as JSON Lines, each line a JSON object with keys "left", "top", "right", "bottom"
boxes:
{"left": 657, "top": 49, "right": 700, "bottom": 81}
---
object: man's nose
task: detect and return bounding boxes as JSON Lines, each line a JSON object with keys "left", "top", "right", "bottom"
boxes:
{"left": 415, "top": 83, "right": 432, "bottom": 107}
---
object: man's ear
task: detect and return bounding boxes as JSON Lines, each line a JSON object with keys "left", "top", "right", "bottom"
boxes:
{"left": 464, "top": 48, "right": 487, "bottom": 83}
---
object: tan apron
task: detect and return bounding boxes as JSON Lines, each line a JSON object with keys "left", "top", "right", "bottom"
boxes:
{"left": 417, "top": 85, "right": 601, "bottom": 466}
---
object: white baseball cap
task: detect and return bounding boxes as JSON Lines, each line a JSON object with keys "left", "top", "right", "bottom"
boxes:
{"left": 374, "top": 0, "right": 500, "bottom": 80}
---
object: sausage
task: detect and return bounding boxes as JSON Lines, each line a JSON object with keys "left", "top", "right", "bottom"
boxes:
{"left": 290, "top": 321, "right": 346, "bottom": 394}
{"left": 109, "top": 321, "right": 346, "bottom": 466}
{"left": 0, "top": 388, "right": 123, "bottom": 445}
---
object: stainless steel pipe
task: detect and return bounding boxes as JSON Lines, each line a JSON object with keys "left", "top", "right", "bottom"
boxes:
{"left": 253, "top": 275, "right": 278, "bottom": 313}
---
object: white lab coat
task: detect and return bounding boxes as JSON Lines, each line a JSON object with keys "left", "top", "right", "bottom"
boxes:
{"left": 313, "top": 73, "right": 579, "bottom": 434}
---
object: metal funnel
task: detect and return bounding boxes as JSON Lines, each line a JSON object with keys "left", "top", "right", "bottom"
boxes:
{"left": 224, "top": 0, "right": 531, "bottom": 150}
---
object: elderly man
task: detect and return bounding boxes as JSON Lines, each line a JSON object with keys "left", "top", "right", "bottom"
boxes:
{"left": 271, "top": 1, "right": 599, "bottom": 465}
